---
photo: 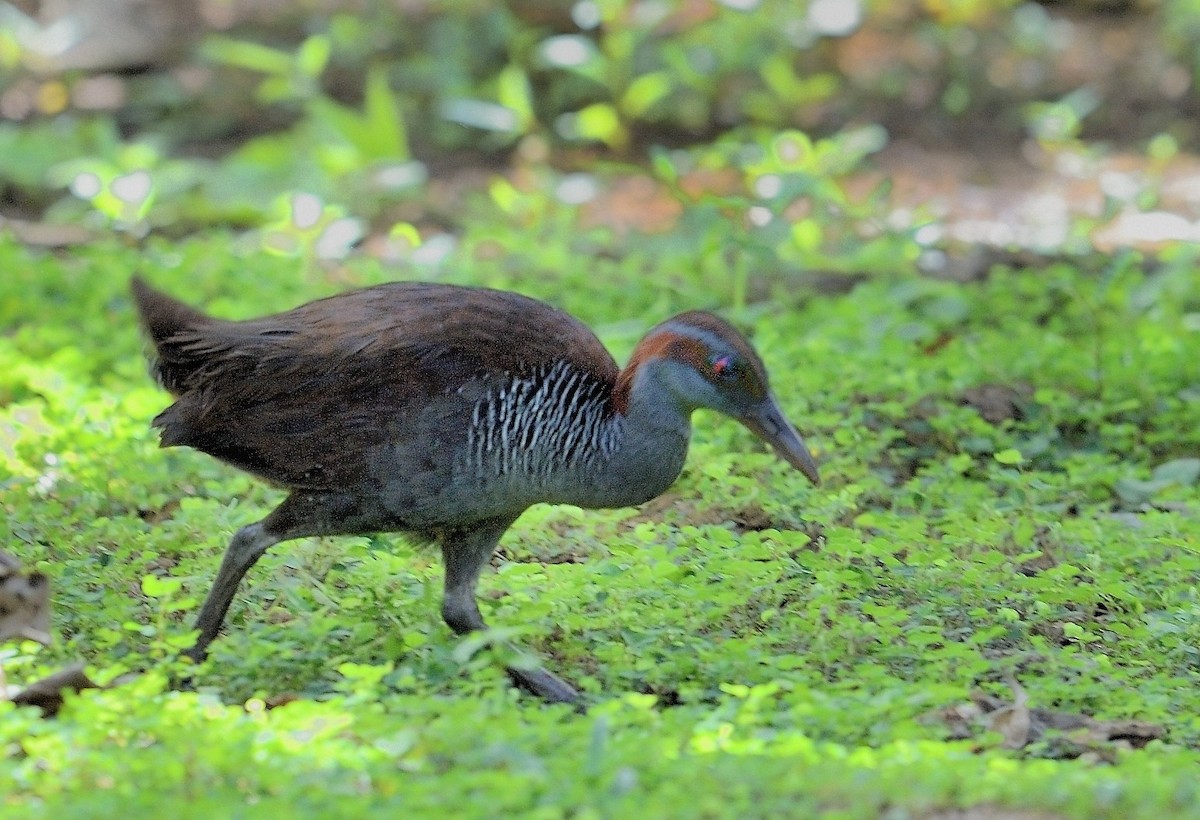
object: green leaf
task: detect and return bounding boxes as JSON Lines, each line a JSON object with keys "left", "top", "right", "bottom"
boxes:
{"left": 141, "top": 574, "right": 182, "bottom": 599}
{"left": 488, "top": 177, "right": 520, "bottom": 213}
{"left": 790, "top": 218, "right": 821, "bottom": 252}
{"left": 306, "top": 65, "right": 409, "bottom": 165}
{"left": 994, "top": 448, "right": 1024, "bottom": 466}
{"left": 296, "top": 35, "right": 331, "bottom": 79}
{"left": 574, "top": 103, "right": 625, "bottom": 150}
{"left": 649, "top": 146, "right": 678, "bottom": 184}
{"left": 497, "top": 64, "right": 534, "bottom": 131}
{"left": 388, "top": 222, "right": 422, "bottom": 247}
{"left": 201, "top": 36, "right": 292, "bottom": 76}
{"left": 362, "top": 64, "right": 410, "bottom": 161}
{"left": 621, "top": 72, "right": 671, "bottom": 117}
{"left": 760, "top": 55, "right": 800, "bottom": 101}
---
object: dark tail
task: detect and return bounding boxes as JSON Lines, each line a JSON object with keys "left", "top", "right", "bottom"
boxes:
{"left": 130, "top": 276, "right": 211, "bottom": 346}
{"left": 131, "top": 276, "right": 216, "bottom": 395}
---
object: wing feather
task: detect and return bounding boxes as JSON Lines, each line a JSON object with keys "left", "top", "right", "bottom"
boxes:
{"left": 136, "top": 281, "right": 619, "bottom": 491}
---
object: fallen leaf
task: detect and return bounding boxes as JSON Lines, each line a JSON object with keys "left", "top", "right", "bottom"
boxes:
{"left": 987, "top": 678, "right": 1032, "bottom": 749}
{"left": 9, "top": 665, "right": 101, "bottom": 716}
{"left": 929, "top": 678, "right": 1166, "bottom": 756}
{"left": 137, "top": 498, "right": 181, "bottom": 524}
{"left": 960, "top": 384, "right": 1031, "bottom": 425}
{"left": 0, "top": 550, "right": 51, "bottom": 645}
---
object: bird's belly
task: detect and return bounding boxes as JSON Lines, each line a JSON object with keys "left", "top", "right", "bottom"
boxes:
{"left": 362, "top": 405, "right": 688, "bottom": 524}
{"left": 362, "top": 446, "right": 570, "bottom": 525}
{"left": 370, "top": 454, "right": 678, "bottom": 526}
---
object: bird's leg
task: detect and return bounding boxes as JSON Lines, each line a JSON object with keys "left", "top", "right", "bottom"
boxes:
{"left": 187, "top": 492, "right": 353, "bottom": 663}
{"left": 438, "top": 521, "right": 498, "bottom": 636}
{"left": 441, "top": 519, "right": 580, "bottom": 704}
{"left": 187, "top": 520, "right": 280, "bottom": 662}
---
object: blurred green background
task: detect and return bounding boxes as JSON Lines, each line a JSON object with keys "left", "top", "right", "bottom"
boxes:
{"left": 1, "top": 0, "right": 1199, "bottom": 262}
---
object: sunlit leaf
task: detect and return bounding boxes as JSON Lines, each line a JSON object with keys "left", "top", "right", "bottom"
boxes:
{"left": 497, "top": 64, "right": 534, "bottom": 131}
{"left": 574, "top": 103, "right": 626, "bottom": 150}
{"left": 621, "top": 72, "right": 671, "bottom": 117}
{"left": 201, "top": 36, "right": 292, "bottom": 75}
{"left": 296, "top": 35, "right": 331, "bottom": 79}
{"left": 363, "top": 64, "right": 410, "bottom": 161}
{"left": 993, "top": 448, "right": 1024, "bottom": 465}
{"left": 790, "top": 218, "right": 821, "bottom": 251}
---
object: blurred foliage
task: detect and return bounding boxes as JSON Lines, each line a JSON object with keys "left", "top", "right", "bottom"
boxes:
{"left": 0, "top": 0, "right": 1196, "bottom": 243}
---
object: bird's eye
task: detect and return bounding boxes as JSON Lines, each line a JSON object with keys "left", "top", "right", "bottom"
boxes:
{"left": 710, "top": 355, "right": 738, "bottom": 380}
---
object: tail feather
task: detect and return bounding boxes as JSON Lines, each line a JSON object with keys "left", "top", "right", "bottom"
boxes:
{"left": 130, "top": 276, "right": 211, "bottom": 345}
{"left": 130, "top": 276, "right": 216, "bottom": 396}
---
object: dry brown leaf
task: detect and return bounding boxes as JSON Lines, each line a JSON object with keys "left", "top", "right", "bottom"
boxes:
{"left": 930, "top": 678, "right": 1166, "bottom": 757}
{"left": 986, "top": 678, "right": 1032, "bottom": 749}
{"left": 960, "top": 384, "right": 1032, "bottom": 425}
{"left": 0, "top": 550, "right": 51, "bottom": 645}
{"left": 9, "top": 664, "right": 102, "bottom": 716}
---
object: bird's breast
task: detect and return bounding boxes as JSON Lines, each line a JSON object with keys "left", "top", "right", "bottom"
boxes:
{"left": 461, "top": 363, "right": 614, "bottom": 477}
{"left": 370, "top": 360, "right": 693, "bottom": 523}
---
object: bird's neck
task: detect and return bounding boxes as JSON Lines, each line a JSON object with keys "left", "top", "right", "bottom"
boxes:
{"left": 573, "top": 358, "right": 693, "bottom": 508}
{"left": 605, "top": 384, "right": 692, "bottom": 505}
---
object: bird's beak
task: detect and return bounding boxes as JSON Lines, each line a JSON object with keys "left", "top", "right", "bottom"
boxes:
{"left": 739, "top": 395, "right": 820, "bottom": 485}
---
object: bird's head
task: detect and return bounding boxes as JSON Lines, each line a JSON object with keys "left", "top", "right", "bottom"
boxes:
{"left": 615, "top": 311, "right": 820, "bottom": 485}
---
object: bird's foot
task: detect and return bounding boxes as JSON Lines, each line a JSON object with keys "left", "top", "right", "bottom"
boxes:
{"left": 505, "top": 664, "right": 581, "bottom": 706}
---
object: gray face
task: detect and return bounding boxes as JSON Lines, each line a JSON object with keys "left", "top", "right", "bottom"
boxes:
{"left": 655, "top": 351, "right": 758, "bottom": 415}
{"left": 645, "top": 323, "right": 820, "bottom": 486}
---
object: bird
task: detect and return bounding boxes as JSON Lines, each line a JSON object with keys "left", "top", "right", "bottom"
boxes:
{"left": 130, "top": 277, "right": 820, "bottom": 703}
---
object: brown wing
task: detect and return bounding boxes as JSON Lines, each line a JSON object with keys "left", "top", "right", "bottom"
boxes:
{"left": 134, "top": 280, "right": 619, "bottom": 491}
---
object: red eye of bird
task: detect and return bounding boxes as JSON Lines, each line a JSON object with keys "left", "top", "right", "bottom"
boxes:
{"left": 711, "top": 355, "right": 736, "bottom": 379}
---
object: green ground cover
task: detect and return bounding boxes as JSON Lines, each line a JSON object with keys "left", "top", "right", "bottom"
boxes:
{"left": 1, "top": 228, "right": 1197, "bottom": 816}
{"left": 2, "top": 1, "right": 1200, "bottom": 815}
